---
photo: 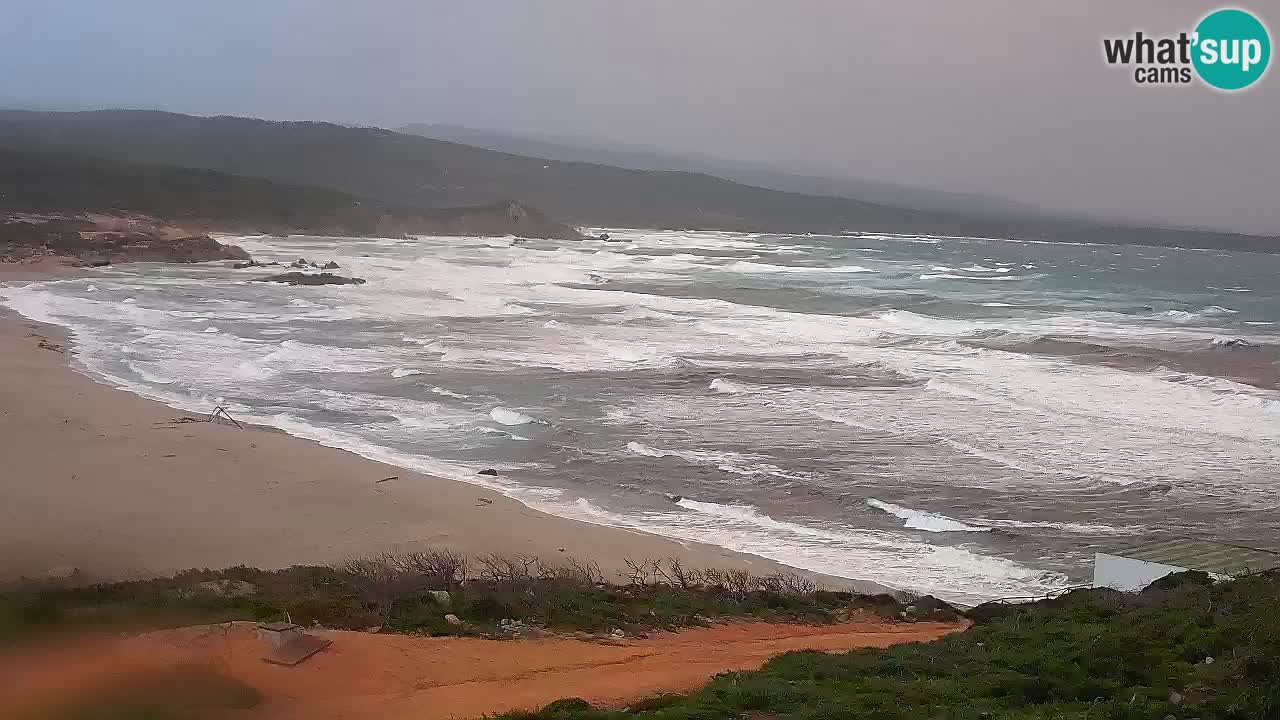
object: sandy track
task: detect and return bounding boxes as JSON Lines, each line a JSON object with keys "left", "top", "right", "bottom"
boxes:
{"left": 5, "top": 619, "right": 962, "bottom": 719}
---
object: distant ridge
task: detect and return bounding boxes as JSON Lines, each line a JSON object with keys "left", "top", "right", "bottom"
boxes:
{"left": 0, "top": 147, "right": 580, "bottom": 239}
{"left": 1, "top": 109, "right": 1275, "bottom": 253}
{"left": 399, "top": 123, "right": 1050, "bottom": 220}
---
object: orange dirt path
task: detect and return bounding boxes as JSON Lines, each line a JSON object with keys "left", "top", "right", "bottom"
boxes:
{"left": 5, "top": 619, "right": 963, "bottom": 719}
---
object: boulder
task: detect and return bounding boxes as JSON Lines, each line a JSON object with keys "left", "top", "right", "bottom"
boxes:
{"left": 444, "top": 613, "right": 462, "bottom": 626}
{"left": 428, "top": 590, "right": 452, "bottom": 608}
{"left": 477, "top": 468, "right": 499, "bottom": 477}
{"left": 321, "top": 260, "right": 340, "bottom": 269}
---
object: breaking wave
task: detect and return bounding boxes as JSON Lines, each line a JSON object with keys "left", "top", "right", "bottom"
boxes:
{"left": 866, "top": 499, "right": 990, "bottom": 533}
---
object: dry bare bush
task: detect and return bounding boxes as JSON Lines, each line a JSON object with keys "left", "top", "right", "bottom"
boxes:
{"left": 396, "top": 549, "right": 469, "bottom": 589}
{"left": 342, "top": 551, "right": 411, "bottom": 613}
{"left": 655, "top": 557, "right": 703, "bottom": 588}
{"left": 537, "top": 556, "right": 604, "bottom": 585}
{"left": 620, "top": 557, "right": 663, "bottom": 586}
{"left": 475, "top": 552, "right": 540, "bottom": 583}
{"left": 756, "top": 571, "right": 819, "bottom": 595}
{"left": 700, "top": 567, "right": 725, "bottom": 589}
{"left": 720, "top": 568, "right": 754, "bottom": 594}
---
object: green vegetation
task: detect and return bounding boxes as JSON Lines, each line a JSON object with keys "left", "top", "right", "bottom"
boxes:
{"left": 0, "top": 147, "right": 578, "bottom": 239}
{"left": 0, "top": 147, "right": 369, "bottom": 225}
{"left": 2, "top": 109, "right": 1274, "bottom": 251}
{"left": 0, "top": 551, "right": 949, "bottom": 645}
{"left": 9, "top": 558, "right": 1274, "bottom": 719}
{"left": 500, "top": 571, "right": 1280, "bottom": 720}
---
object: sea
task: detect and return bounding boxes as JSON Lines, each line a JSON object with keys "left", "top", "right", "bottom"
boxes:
{"left": 4, "top": 228, "right": 1278, "bottom": 605}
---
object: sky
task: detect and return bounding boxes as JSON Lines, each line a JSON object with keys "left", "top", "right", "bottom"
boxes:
{"left": 1, "top": 1, "right": 1278, "bottom": 234}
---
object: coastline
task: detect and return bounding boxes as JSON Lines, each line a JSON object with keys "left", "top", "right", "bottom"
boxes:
{"left": 0, "top": 265, "right": 886, "bottom": 593}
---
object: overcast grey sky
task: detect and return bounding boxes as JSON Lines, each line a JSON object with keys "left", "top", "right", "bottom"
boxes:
{"left": 2, "top": 1, "right": 1277, "bottom": 233}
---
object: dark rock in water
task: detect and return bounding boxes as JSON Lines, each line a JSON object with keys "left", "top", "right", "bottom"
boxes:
{"left": 477, "top": 468, "right": 500, "bottom": 477}
{"left": 73, "top": 234, "right": 250, "bottom": 265}
{"left": 232, "top": 260, "right": 280, "bottom": 269}
{"left": 291, "top": 258, "right": 310, "bottom": 268}
{"left": 604, "top": 235, "right": 625, "bottom": 242}
{"left": 321, "top": 260, "right": 340, "bottom": 270}
{"left": 255, "top": 272, "right": 366, "bottom": 286}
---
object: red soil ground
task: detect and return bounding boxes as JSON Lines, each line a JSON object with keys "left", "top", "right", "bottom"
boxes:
{"left": 5, "top": 618, "right": 963, "bottom": 719}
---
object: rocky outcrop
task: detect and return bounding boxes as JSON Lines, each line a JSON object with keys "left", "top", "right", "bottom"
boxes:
{"left": 254, "top": 272, "right": 366, "bottom": 286}
{"left": 365, "top": 202, "right": 582, "bottom": 241}
{"left": 284, "top": 258, "right": 342, "bottom": 270}
{"left": 1, "top": 215, "right": 250, "bottom": 265}
{"left": 83, "top": 234, "right": 251, "bottom": 265}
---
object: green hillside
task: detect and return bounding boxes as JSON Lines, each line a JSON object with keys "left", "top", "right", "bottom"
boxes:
{"left": 2, "top": 110, "right": 1274, "bottom": 252}
{"left": 0, "top": 147, "right": 578, "bottom": 239}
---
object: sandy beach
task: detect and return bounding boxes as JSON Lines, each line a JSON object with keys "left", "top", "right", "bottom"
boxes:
{"left": 0, "top": 265, "right": 880, "bottom": 590}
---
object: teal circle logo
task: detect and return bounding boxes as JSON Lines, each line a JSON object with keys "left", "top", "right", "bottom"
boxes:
{"left": 1192, "top": 8, "right": 1271, "bottom": 90}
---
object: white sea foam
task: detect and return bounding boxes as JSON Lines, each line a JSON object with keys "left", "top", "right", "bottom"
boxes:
{"left": 627, "top": 441, "right": 669, "bottom": 458}
{"left": 626, "top": 441, "right": 810, "bottom": 481}
{"left": 709, "top": 378, "right": 752, "bottom": 394}
{"left": 866, "top": 499, "right": 990, "bottom": 533}
{"left": 490, "top": 407, "right": 539, "bottom": 425}
{"left": 919, "top": 273, "right": 1023, "bottom": 281}
{"left": 973, "top": 518, "right": 1137, "bottom": 535}
{"left": 725, "top": 261, "right": 873, "bottom": 274}
{"left": 391, "top": 367, "right": 423, "bottom": 378}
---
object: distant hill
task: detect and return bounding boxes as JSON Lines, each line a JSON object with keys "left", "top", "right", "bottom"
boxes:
{"left": 0, "top": 147, "right": 580, "bottom": 239}
{"left": 1, "top": 110, "right": 1275, "bottom": 253}
{"left": 399, "top": 123, "right": 1050, "bottom": 220}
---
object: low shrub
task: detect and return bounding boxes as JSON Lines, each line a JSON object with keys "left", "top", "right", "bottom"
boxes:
{"left": 0, "top": 551, "right": 913, "bottom": 642}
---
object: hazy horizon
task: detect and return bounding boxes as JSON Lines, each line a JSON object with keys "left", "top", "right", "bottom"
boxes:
{"left": 2, "top": 1, "right": 1277, "bottom": 234}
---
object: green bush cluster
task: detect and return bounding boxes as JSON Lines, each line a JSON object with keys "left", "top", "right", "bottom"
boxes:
{"left": 500, "top": 571, "right": 1280, "bottom": 720}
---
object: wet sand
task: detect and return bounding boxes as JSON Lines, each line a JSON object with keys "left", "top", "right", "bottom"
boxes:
{"left": 0, "top": 264, "right": 884, "bottom": 591}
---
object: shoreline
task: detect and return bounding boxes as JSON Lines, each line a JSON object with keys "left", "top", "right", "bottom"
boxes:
{"left": 0, "top": 265, "right": 887, "bottom": 593}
